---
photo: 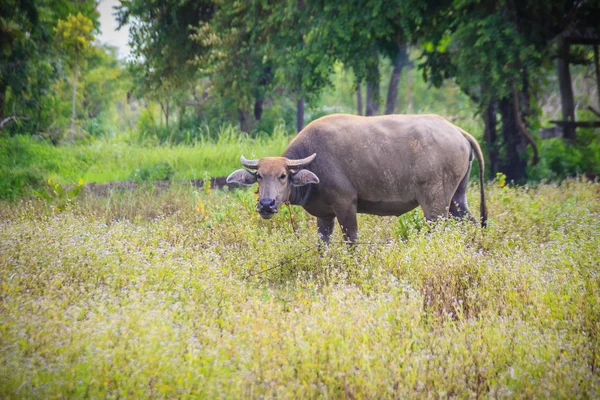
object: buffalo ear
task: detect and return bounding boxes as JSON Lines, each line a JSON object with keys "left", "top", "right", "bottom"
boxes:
{"left": 290, "top": 169, "right": 319, "bottom": 186}
{"left": 226, "top": 169, "right": 257, "bottom": 186}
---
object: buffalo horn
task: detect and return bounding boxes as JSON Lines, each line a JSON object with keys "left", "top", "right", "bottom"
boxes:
{"left": 286, "top": 153, "right": 317, "bottom": 168}
{"left": 240, "top": 155, "right": 259, "bottom": 169}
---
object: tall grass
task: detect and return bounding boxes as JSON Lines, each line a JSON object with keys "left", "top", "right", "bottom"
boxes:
{"left": 0, "top": 179, "right": 599, "bottom": 398}
{"left": 0, "top": 125, "right": 290, "bottom": 199}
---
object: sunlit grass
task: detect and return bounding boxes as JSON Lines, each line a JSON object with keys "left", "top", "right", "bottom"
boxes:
{"left": 1, "top": 178, "right": 598, "bottom": 398}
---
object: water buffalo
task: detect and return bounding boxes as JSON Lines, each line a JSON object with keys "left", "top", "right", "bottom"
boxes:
{"left": 227, "top": 114, "right": 487, "bottom": 243}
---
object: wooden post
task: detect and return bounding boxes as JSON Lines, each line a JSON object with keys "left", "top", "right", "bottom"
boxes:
{"left": 557, "top": 37, "right": 576, "bottom": 142}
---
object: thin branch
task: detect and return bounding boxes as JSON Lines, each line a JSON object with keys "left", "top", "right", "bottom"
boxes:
{"left": 587, "top": 106, "right": 600, "bottom": 118}
{"left": 0, "top": 115, "right": 28, "bottom": 131}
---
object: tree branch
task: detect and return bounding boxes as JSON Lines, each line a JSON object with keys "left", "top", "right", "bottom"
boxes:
{"left": 0, "top": 115, "right": 27, "bottom": 131}
{"left": 587, "top": 106, "right": 600, "bottom": 118}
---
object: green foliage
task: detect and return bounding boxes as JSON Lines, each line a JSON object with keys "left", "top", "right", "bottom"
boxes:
{"left": 131, "top": 162, "right": 174, "bottom": 182}
{"left": 1, "top": 0, "right": 99, "bottom": 135}
{"left": 0, "top": 136, "right": 64, "bottom": 199}
{"left": 82, "top": 45, "right": 127, "bottom": 123}
{"left": 2, "top": 0, "right": 599, "bottom": 187}
{"left": 54, "top": 12, "right": 94, "bottom": 60}
{"left": 312, "top": 0, "right": 398, "bottom": 84}
{"left": 202, "top": 170, "right": 211, "bottom": 194}
{"left": 116, "top": 0, "right": 214, "bottom": 133}
{"left": 116, "top": 0, "right": 213, "bottom": 92}
{"left": 0, "top": 165, "right": 45, "bottom": 201}
{"left": 530, "top": 128, "right": 600, "bottom": 181}
{"left": 38, "top": 177, "right": 84, "bottom": 211}
{"left": 0, "top": 1, "right": 124, "bottom": 141}
{"left": 395, "top": 209, "right": 425, "bottom": 240}
{"left": 0, "top": 126, "right": 291, "bottom": 199}
{"left": 83, "top": 113, "right": 111, "bottom": 137}
{"left": 189, "top": 0, "right": 278, "bottom": 128}
{"left": 0, "top": 180, "right": 598, "bottom": 397}
{"left": 414, "top": 0, "right": 600, "bottom": 181}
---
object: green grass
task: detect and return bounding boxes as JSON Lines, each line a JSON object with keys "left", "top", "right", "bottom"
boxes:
{"left": 0, "top": 125, "right": 290, "bottom": 199}
{"left": 1, "top": 179, "right": 599, "bottom": 398}
{"left": 0, "top": 115, "right": 485, "bottom": 200}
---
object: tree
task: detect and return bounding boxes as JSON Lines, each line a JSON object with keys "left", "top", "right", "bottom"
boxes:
{"left": 54, "top": 12, "right": 95, "bottom": 133}
{"left": 1, "top": 0, "right": 99, "bottom": 136}
{"left": 116, "top": 0, "right": 215, "bottom": 132}
{"left": 190, "top": 0, "right": 278, "bottom": 131}
{"left": 0, "top": 0, "right": 39, "bottom": 124}
{"left": 310, "top": 0, "right": 392, "bottom": 116}
{"left": 82, "top": 44, "right": 126, "bottom": 121}
{"left": 269, "top": 0, "right": 335, "bottom": 131}
{"left": 417, "top": 0, "right": 600, "bottom": 182}
{"left": 305, "top": 0, "right": 417, "bottom": 116}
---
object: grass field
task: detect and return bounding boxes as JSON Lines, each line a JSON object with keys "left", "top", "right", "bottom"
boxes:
{"left": 0, "top": 113, "right": 489, "bottom": 200}
{"left": 1, "top": 178, "right": 599, "bottom": 398}
{"left": 0, "top": 125, "right": 291, "bottom": 199}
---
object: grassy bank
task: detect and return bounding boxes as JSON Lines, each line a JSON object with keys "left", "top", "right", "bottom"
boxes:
{"left": 1, "top": 179, "right": 599, "bottom": 398}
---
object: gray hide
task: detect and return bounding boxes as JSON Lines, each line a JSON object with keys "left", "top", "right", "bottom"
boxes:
{"left": 227, "top": 114, "right": 487, "bottom": 243}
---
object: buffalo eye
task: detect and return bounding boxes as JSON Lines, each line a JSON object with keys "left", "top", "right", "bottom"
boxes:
{"left": 280, "top": 173, "right": 287, "bottom": 180}
{"left": 256, "top": 173, "right": 263, "bottom": 180}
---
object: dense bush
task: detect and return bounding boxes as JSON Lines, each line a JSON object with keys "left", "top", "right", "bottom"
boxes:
{"left": 530, "top": 127, "right": 600, "bottom": 181}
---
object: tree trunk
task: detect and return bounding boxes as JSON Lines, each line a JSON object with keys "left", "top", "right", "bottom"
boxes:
{"left": 254, "top": 97, "right": 263, "bottom": 121}
{"left": 356, "top": 81, "right": 363, "bottom": 116}
{"left": 366, "top": 80, "right": 380, "bottom": 116}
{"left": 296, "top": 96, "right": 305, "bottom": 133}
{"left": 366, "top": 52, "right": 380, "bottom": 116}
{"left": 238, "top": 109, "right": 254, "bottom": 133}
{"left": 366, "top": 81, "right": 380, "bottom": 116}
{"left": 159, "top": 105, "right": 163, "bottom": 129}
{"left": 0, "top": 81, "right": 6, "bottom": 122}
{"left": 558, "top": 38, "right": 576, "bottom": 142}
{"left": 253, "top": 64, "right": 272, "bottom": 123}
{"left": 160, "top": 99, "right": 170, "bottom": 135}
{"left": 483, "top": 93, "right": 499, "bottom": 177}
{"left": 178, "top": 101, "right": 185, "bottom": 130}
{"left": 499, "top": 96, "right": 528, "bottom": 183}
{"left": 594, "top": 45, "right": 600, "bottom": 110}
{"left": 385, "top": 46, "right": 408, "bottom": 115}
{"left": 71, "top": 51, "right": 79, "bottom": 134}
{"left": 165, "top": 101, "right": 169, "bottom": 133}
{"left": 406, "top": 66, "right": 413, "bottom": 113}
{"left": 36, "top": 81, "right": 42, "bottom": 133}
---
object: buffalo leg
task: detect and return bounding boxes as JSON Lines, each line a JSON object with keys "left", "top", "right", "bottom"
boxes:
{"left": 334, "top": 201, "right": 359, "bottom": 243}
{"left": 449, "top": 164, "right": 476, "bottom": 222}
{"left": 420, "top": 196, "right": 451, "bottom": 223}
{"left": 418, "top": 182, "right": 451, "bottom": 222}
{"left": 317, "top": 217, "right": 335, "bottom": 243}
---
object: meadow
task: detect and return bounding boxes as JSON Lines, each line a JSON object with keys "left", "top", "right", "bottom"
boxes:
{"left": 1, "top": 177, "right": 599, "bottom": 398}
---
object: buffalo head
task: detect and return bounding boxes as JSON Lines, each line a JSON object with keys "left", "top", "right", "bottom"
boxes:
{"left": 226, "top": 154, "right": 319, "bottom": 219}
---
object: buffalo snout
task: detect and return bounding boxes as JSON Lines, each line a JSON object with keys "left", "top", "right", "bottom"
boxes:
{"left": 257, "top": 197, "right": 278, "bottom": 218}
